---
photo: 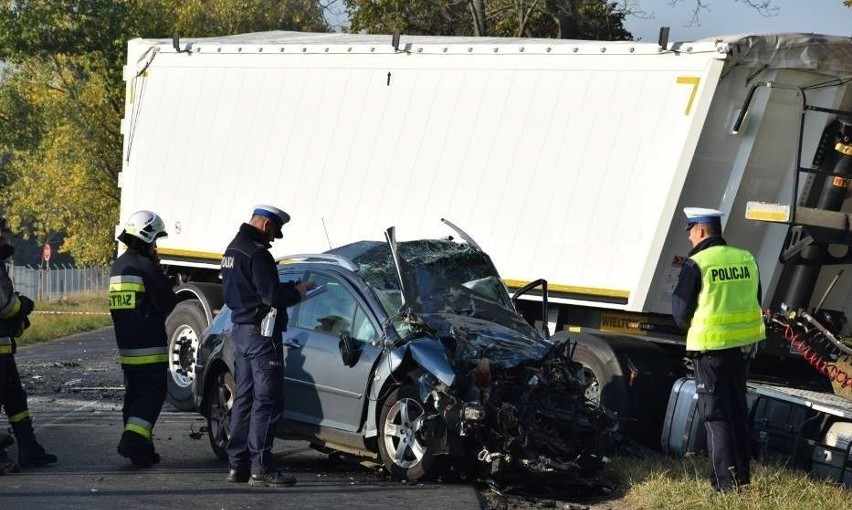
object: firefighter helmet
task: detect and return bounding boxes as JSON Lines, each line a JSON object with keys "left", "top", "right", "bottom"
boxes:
{"left": 122, "top": 210, "right": 168, "bottom": 244}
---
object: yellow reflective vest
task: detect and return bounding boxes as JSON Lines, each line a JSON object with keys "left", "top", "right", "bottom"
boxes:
{"left": 687, "top": 245, "right": 765, "bottom": 351}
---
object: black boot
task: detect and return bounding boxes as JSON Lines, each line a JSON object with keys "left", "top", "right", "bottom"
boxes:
{"left": 0, "top": 447, "right": 20, "bottom": 475}
{"left": 11, "top": 418, "right": 58, "bottom": 467}
{"left": 117, "top": 430, "right": 156, "bottom": 468}
{"left": 0, "top": 428, "right": 14, "bottom": 449}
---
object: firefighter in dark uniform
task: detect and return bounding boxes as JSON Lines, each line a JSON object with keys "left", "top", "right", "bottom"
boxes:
{"left": 109, "top": 210, "right": 177, "bottom": 467}
{"left": 221, "top": 205, "right": 315, "bottom": 487}
{"left": 672, "top": 207, "right": 765, "bottom": 492}
{"left": 0, "top": 227, "right": 57, "bottom": 474}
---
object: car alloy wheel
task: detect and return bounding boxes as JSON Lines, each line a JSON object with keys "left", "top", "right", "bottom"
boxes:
{"left": 378, "top": 385, "right": 435, "bottom": 480}
{"left": 206, "top": 370, "right": 235, "bottom": 460}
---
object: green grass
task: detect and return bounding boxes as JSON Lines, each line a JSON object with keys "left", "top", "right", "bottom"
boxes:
{"left": 16, "top": 292, "right": 112, "bottom": 346}
{"left": 608, "top": 455, "right": 849, "bottom": 509}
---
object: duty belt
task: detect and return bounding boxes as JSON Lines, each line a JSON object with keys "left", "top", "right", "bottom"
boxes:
{"left": 687, "top": 345, "right": 755, "bottom": 356}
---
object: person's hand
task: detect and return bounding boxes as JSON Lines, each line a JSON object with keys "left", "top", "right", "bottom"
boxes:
{"left": 17, "top": 293, "right": 34, "bottom": 316}
{"left": 296, "top": 280, "right": 318, "bottom": 298}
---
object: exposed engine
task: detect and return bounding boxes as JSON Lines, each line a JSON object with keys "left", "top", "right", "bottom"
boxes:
{"left": 416, "top": 333, "right": 617, "bottom": 485}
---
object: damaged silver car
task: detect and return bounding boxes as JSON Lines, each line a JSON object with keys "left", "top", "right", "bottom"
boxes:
{"left": 194, "top": 221, "right": 615, "bottom": 485}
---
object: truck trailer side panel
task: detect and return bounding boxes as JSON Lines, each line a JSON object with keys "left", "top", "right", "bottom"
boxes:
{"left": 121, "top": 35, "right": 728, "bottom": 313}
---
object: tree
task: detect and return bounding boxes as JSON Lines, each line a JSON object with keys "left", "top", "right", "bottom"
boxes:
{"left": 345, "top": 0, "right": 632, "bottom": 40}
{"left": 0, "top": 1, "right": 330, "bottom": 265}
{"left": 669, "top": 0, "right": 779, "bottom": 26}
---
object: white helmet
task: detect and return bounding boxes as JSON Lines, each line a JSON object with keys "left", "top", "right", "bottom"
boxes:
{"left": 123, "top": 210, "right": 167, "bottom": 244}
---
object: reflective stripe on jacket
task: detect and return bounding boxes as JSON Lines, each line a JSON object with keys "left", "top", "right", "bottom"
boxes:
{"left": 0, "top": 336, "right": 12, "bottom": 355}
{"left": 687, "top": 245, "right": 765, "bottom": 351}
{"left": 109, "top": 250, "right": 177, "bottom": 370}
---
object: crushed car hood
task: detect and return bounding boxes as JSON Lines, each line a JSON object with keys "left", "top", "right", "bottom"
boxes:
{"left": 417, "top": 312, "right": 551, "bottom": 369}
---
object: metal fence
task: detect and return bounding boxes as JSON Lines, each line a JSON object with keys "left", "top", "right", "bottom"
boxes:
{"left": 5, "top": 264, "right": 109, "bottom": 302}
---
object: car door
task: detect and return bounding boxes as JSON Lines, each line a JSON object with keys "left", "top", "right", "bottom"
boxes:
{"left": 281, "top": 270, "right": 382, "bottom": 433}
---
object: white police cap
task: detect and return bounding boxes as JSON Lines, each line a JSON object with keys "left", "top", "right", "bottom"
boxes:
{"left": 252, "top": 205, "right": 290, "bottom": 238}
{"left": 683, "top": 207, "right": 723, "bottom": 230}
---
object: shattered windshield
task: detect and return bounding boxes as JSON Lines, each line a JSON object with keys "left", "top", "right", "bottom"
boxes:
{"left": 330, "top": 239, "right": 518, "bottom": 326}
{"left": 395, "top": 240, "right": 515, "bottom": 315}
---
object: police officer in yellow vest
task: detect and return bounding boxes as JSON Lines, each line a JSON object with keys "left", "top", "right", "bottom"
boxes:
{"left": 672, "top": 207, "right": 765, "bottom": 492}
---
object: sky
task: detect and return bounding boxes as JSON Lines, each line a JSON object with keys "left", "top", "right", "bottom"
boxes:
{"left": 325, "top": 0, "right": 852, "bottom": 42}
{"left": 624, "top": 0, "right": 852, "bottom": 42}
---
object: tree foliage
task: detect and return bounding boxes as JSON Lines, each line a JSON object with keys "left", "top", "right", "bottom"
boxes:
{"left": 0, "top": 1, "right": 330, "bottom": 265}
{"left": 345, "top": 0, "right": 632, "bottom": 40}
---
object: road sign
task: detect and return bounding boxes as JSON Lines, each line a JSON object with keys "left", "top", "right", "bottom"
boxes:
{"left": 42, "top": 243, "right": 51, "bottom": 262}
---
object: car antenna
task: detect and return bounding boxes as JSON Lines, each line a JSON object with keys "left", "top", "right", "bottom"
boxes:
{"left": 321, "top": 217, "right": 333, "bottom": 250}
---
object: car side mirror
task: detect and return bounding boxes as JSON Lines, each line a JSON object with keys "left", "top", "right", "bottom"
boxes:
{"left": 339, "top": 332, "right": 361, "bottom": 367}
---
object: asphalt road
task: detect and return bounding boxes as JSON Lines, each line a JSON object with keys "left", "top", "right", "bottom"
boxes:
{"left": 0, "top": 328, "right": 486, "bottom": 510}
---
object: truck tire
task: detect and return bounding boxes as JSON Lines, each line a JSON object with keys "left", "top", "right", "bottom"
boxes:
{"left": 571, "top": 342, "right": 625, "bottom": 410}
{"left": 568, "top": 333, "right": 675, "bottom": 448}
{"left": 166, "top": 300, "right": 207, "bottom": 411}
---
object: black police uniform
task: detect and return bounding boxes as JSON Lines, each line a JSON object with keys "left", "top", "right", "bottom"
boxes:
{"left": 221, "top": 223, "right": 301, "bottom": 477}
{"left": 673, "top": 236, "right": 761, "bottom": 491}
{"left": 0, "top": 245, "right": 56, "bottom": 468}
{"left": 109, "top": 247, "right": 177, "bottom": 465}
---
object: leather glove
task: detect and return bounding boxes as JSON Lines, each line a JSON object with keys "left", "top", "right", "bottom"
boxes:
{"left": 10, "top": 316, "right": 29, "bottom": 337}
{"left": 17, "top": 293, "right": 34, "bottom": 316}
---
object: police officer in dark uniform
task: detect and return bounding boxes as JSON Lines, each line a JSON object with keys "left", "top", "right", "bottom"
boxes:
{"left": 109, "top": 210, "right": 177, "bottom": 467}
{"left": 221, "top": 205, "right": 314, "bottom": 487}
{"left": 0, "top": 226, "right": 57, "bottom": 473}
{"left": 672, "top": 207, "right": 765, "bottom": 492}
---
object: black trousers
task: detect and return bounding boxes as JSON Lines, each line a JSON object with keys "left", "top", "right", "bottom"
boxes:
{"left": 226, "top": 324, "right": 284, "bottom": 475}
{"left": 694, "top": 347, "right": 751, "bottom": 490}
{"left": 122, "top": 367, "right": 167, "bottom": 447}
{"left": 0, "top": 355, "right": 29, "bottom": 422}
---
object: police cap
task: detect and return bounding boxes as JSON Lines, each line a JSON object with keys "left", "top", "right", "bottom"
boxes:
{"left": 253, "top": 205, "right": 290, "bottom": 238}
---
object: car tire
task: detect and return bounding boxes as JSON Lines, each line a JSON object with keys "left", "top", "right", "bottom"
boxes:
{"left": 206, "top": 369, "right": 234, "bottom": 460}
{"left": 377, "top": 385, "right": 435, "bottom": 481}
{"left": 166, "top": 300, "right": 207, "bottom": 411}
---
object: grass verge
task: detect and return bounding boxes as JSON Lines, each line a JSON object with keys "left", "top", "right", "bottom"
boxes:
{"left": 17, "top": 292, "right": 112, "bottom": 346}
{"left": 609, "top": 455, "right": 849, "bottom": 510}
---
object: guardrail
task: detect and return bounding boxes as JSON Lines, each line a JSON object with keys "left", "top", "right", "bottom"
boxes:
{"left": 4, "top": 264, "right": 109, "bottom": 302}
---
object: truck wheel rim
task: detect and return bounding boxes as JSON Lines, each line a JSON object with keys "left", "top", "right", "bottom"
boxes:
{"left": 170, "top": 324, "right": 197, "bottom": 387}
{"left": 581, "top": 365, "right": 602, "bottom": 405}
{"left": 382, "top": 397, "right": 426, "bottom": 469}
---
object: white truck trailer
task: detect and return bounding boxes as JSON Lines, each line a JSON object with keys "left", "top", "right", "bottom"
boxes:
{"left": 120, "top": 31, "right": 852, "bottom": 479}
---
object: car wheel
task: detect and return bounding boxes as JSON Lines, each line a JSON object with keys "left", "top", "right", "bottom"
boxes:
{"left": 166, "top": 300, "right": 207, "bottom": 411}
{"left": 377, "top": 385, "right": 435, "bottom": 481}
{"left": 206, "top": 369, "right": 234, "bottom": 460}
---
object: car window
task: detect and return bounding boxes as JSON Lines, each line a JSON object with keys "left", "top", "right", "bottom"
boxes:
{"left": 351, "top": 305, "right": 377, "bottom": 343}
{"left": 290, "top": 273, "right": 376, "bottom": 343}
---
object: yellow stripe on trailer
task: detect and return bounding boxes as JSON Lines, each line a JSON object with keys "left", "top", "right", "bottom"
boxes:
{"left": 503, "top": 279, "right": 630, "bottom": 300}
{"left": 157, "top": 247, "right": 223, "bottom": 261}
